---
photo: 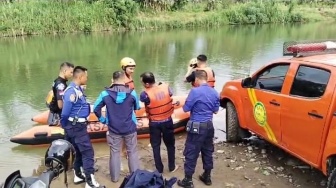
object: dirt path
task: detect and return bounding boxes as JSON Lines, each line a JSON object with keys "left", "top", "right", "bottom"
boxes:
{"left": 48, "top": 134, "right": 327, "bottom": 188}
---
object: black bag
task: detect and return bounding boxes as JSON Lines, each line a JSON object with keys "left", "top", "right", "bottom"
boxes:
{"left": 119, "top": 169, "right": 177, "bottom": 188}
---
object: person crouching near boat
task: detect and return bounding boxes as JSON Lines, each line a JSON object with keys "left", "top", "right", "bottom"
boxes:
{"left": 93, "top": 70, "right": 141, "bottom": 183}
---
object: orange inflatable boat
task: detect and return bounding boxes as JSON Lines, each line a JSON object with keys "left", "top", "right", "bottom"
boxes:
{"left": 32, "top": 106, "right": 103, "bottom": 125}
{"left": 12, "top": 96, "right": 189, "bottom": 145}
{"left": 32, "top": 96, "right": 184, "bottom": 125}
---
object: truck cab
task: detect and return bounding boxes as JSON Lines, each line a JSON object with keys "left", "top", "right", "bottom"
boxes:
{"left": 220, "top": 40, "right": 336, "bottom": 188}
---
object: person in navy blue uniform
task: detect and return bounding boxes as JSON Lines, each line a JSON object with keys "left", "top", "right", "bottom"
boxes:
{"left": 61, "top": 66, "right": 103, "bottom": 188}
{"left": 177, "top": 70, "right": 220, "bottom": 188}
{"left": 93, "top": 71, "right": 140, "bottom": 183}
{"left": 139, "top": 72, "right": 178, "bottom": 174}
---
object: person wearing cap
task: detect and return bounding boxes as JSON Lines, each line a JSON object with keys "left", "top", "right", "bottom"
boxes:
{"left": 139, "top": 72, "right": 179, "bottom": 174}
{"left": 118, "top": 57, "right": 137, "bottom": 159}
{"left": 184, "top": 54, "right": 216, "bottom": 88}
{"left": 93, "top": 70, "right": 141, "bottom": 183}
{"left": 120, "top": 57, "right": 136, "bottom": 89}
{"left": 178, "top": 70, "right": 219, "bottom": 188}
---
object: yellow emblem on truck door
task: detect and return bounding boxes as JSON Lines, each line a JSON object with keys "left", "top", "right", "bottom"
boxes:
{"left": 253, "top": 102, "right": 267, "bottom": 127}
{"left": 247, "top": 88, "right": 277, "bottom": 143}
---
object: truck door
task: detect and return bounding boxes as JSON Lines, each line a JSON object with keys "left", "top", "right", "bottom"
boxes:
{"left": 281, "top": 64, "right": 333, "bottom": 165}
{"left": 243, "top": 62, "right": 290, "bottom": 144}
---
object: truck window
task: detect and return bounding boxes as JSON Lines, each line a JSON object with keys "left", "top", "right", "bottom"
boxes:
{"left": 254, "top": 63, "right": 290, "bottom": 93}
{"left": 290, "top": 66, "right": 331, "bottom": 98}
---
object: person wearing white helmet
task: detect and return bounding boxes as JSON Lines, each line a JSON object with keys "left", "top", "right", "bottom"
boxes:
{"left": 184, "top": 58, "right": 198, "bottom": 79}
{"left": 120, "top": 57, "right": 136, "bottom": 90}
{"left": 184, "top": 55, "right": 216, "bottom": 88}
{"left": 119, "top": 57, "right": 137, "bottom": 160}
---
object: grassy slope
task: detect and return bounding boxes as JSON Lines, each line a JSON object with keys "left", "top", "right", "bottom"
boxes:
{"left": 0, "top": 1, "right": 335, "bottom": 37}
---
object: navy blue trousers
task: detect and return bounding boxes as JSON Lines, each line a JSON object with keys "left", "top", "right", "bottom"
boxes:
{"left": 149, "top": 119, "right": 176, "bottom": 173}
{"left": 183, "top": 121, "right": 214, "bottom": 176}
{"left": 64, "top": 121, "right": 95, "bottom": 176}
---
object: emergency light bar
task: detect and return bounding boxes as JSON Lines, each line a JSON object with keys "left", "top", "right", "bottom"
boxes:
{"left": 283, "top": 40, "right": 336, "bottom": 57}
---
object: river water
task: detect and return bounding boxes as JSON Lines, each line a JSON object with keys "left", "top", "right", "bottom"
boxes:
{"left": 0, "top": 22, "right": 335, "bottom": 181}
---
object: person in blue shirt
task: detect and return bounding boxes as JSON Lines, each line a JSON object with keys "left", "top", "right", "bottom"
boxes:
{"left": 93, "top": 70, "right": 140, "bottom": 183}
{"left": 139, "top": 72, "right": 179, "bottom": 174}
{"left": 61, "top": 66, "right": 103, "bottom": 188}
{"left": 177, "top": 70, "right": 220, "bottom": 188}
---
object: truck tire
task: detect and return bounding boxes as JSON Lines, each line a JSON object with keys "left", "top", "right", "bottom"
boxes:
{"left": 328, "top": 168, "right": 336, "bottom": 188}
{"left": 226, "top": 101, "right": 241, "bottom": 143}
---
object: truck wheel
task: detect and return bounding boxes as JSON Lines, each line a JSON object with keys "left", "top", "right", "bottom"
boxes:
{"left": 226, "top": 101, "right": 241, "bottom": 143}
{"left": 328, "top": 168, "right": 336, "bottom": 188}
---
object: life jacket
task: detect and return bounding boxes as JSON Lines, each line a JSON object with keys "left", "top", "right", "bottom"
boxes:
{"left": 144, "top": 83, "right": 174, "bottom": 121}
{"left": 192, "top": 67, "right": 215, "bottom": 88}
{"left": 47, "top": 85, "right": 84, "bottom": 106}
{"left": 45, "top": 90, "right": 54, "bottom": 107}
{"left": 125, "top": 74, "right": 135, "bottom": 90}
{"left": 63, "top": 86, "right": 83, "bottom": 103}
{"left": 47, "top": 77, "right": 67, "bottom": 113}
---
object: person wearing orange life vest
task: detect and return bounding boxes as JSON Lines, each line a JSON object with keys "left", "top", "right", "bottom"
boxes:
{"left": 184, "top": 54, "right": 216, "bottom": 88}
{"left": 139, "top": 72, "right": 179, "bottom": 174}
{"left": 120, "top": 57, "right": 136, "bottom": 89}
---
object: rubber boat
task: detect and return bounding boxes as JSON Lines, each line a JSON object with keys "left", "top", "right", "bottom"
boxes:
{"left": 31, "top": 95, "right": 184, "bottom": 125}
{"left": 10, "top": 96, "right": 189, "bottom": 145}
{"left": 32, "top": 105, "right": 103, "bottom": 125}
{"left": 32, "top": 100, "right": 153, "bottom": 125}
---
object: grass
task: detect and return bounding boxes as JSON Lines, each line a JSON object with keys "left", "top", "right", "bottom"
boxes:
{"left": 0, "top": 0, "right": 335, "bottom": 37}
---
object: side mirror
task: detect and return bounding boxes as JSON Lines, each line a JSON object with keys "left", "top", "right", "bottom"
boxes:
{"left": 241, "top": 77, "right": 253, "bottom": 88}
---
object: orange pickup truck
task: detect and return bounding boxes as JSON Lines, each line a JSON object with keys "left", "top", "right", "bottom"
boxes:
{"left": 220, "top": 40, "right": 336, "bottom": 187}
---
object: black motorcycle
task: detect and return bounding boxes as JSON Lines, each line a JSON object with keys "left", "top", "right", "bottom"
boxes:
{"left": 0, "top": 169, "right": 57, "bottom": 188}
{"left": 1, "top": 139, "right": 75, "bottom": 188}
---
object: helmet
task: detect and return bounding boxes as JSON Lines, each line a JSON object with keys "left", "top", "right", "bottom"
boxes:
{"left": 44, "top": 139, "right": 75, "bottom": 175}
{"left": 189, "top": 58, "right": 198, "bottom": 68}
{"left": 120, "top": 57, "right": 136, "bottom": 69}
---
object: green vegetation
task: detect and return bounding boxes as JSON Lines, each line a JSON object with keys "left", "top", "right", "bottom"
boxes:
{"left": 0, "top": 0, "right": 336, "bottom": 37}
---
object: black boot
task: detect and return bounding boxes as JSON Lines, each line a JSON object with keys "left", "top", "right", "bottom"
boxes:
{"left": 177, "top": 175, "right": 194, "bottom": 188}
{"left": 199, "top": 170, "right": 212, "bottom": 186}
{"left": 73, "top": 169, "right": 85, "bottom": 184}
{"left": 85, "top": 174, "right": 102, "bottom": 188}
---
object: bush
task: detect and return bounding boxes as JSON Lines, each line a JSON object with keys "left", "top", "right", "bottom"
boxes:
{"left": 102, "top": 0, "right": 138, "bottom": 28}
{"left": 225, "top": 1, "right": 305, "bottom": 24}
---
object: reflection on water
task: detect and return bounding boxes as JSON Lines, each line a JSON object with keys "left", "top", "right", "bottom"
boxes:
{"left": 0, "top": 22, "right": 336, "bottom": 181}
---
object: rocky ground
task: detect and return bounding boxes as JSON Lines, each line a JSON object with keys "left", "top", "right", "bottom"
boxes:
{"left": 49, "top": 134, "right": 327, "bottom": 188}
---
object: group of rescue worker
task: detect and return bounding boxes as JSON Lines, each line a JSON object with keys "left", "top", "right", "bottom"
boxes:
{"left": 46, "top": 54, "right": 220, "bottom": 188}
